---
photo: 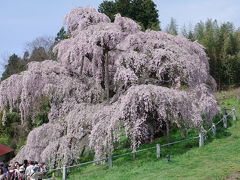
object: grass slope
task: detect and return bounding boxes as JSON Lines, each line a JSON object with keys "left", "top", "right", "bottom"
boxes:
{"left": 65, "top": 91, "right": 240, "bottom": 180}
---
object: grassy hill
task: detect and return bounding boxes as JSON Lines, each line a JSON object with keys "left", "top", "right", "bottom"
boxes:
{"left": 61, "top": 89, "right": 240, "bottom": 179}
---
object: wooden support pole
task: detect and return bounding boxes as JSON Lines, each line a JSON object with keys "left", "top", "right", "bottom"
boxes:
{"left": 52, "top": 173, "right": 55, "bottom": 180}
{"left": 232, "top": 108, "right": 236, "bottom": 121}
{"left": 156, "top": 144, "right": 160, "bottom": 159}
{"left": 132, "top": 151, "right": 136, "bottom": 159}
{"left": 62, "top": 165, "right": 66, "bottom": 180}
{"left": 199, "top": 133, "right": 204, "bottom": 147}
{"left": 108, "top": 154, "right": 112, "bottom": 169}
{"left": 223, "top": 115, "right": 227, "bottom": 128}
{"left": 224, "top": 107, "right": 227, "bottom": 116}
{"left": 212, "top": 123, "right": 216, "bottom": 135}
{"left": 223, "top": 107, "right": 227, "bottom": 128}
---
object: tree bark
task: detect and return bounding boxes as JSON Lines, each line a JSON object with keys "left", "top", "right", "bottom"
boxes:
{"left": 166, "top": 119, "right": 171, "bottom": 146}
{"left": 177, "top": 124, "right": 185, "bottom": 138}
{"left": 166, "top": 112, "right": 171, "bottom": 146}
{"left": 80, "top": 56, "right": 84, "bottom": 75}
{"left": 105, "top": 51, "right": 110, "bottom": 102}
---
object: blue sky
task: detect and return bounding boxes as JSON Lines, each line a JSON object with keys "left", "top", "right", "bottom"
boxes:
{"left": 0, "top": 0, "right": 239, "bottom": 77}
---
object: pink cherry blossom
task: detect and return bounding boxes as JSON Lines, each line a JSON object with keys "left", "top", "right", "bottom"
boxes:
{"left": 0, "top": 7, "right": 219, "bottom": 164}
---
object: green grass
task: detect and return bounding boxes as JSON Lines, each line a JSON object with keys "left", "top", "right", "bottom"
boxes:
{"left": 64, "top": 91, "right": 240, "bottom": 180}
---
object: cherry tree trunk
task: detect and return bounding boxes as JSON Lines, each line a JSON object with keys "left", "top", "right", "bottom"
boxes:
{"left": 105, "top": 51, "right": 109, "bottom": 101}
{"left": 177, "top": 124, "right": 185, "bottom": 138}
{"left": 166, "top": 116, "right": 171, "bottom": 146}
{"left": 80, "top": 56, "right": 84, "bottom": 75}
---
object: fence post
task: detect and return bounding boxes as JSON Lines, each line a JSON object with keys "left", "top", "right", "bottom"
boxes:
{"left": 199, "top": 133, "right": 204, "bottom": 147}
{"left": 232, "top": 108, "right": 236, "bottom": 121}
{"left": 52, "top": 173, "right": 55, "bottom": 180}
{"left": 133, "top": 150, "right": 136, "bottom": 159}
{"left": 108, "top": 154, "right": 112, "bottom": 169}
{"left": 223, "top": 107, "right": 227, "bottom": 128}
{"left": 212, "top": 123, "right": 216, "bottom": 135}
{"left": 156, "top": 144, "right": 160, "bottom": 158}
{"left": 62, "top": 165, "right": 66, "bottom": 180}
{"left": 224, "top": 107, "right": 227, "bottom": 116}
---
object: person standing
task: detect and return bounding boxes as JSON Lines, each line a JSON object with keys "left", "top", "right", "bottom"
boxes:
{"left": 25, "top": 161, "right": 34, "bottom": 180}
{"left": 0, "top": 167, "right": 6, "bottom": 180}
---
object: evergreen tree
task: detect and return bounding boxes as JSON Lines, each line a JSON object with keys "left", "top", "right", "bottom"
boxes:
{"left": 1, "top": 54, "right": 26, "bottom": 81}
{"left": 29, "top": 47, "right": 48, "bottom": 62}
{"left": 165, "top": 18, "right": 178, "bottom": 35}
{"left": 188, "top": 20, "right": 240, "bottom": 89}
{"left": 98, "top": 0, "right": 160, "bottom": 30}
{"left": 54, "top": 27, "right": 69, "bottom": 44}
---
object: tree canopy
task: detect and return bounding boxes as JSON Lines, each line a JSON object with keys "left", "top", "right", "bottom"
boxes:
{"left": 165, "top": 18, "right": 178, "bottom": 35}
{"left": 1, "top": 54, "right": 26, "bottom": 81}
{"left": 182, "top": 19, "right": 240, "bottom": 89}
{"left": 54, "top": 27, "right": 69, "bottom": 44}
{"left": 98, "top": 0, "right": 160, "bottom": 31}
{"left": 1, "top": 36, "right": 55, "bottom": 82}
{"left": 0, "top": 7, "right": 218, "bottom": 164}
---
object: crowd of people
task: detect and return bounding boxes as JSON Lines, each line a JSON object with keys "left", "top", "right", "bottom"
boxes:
{"left": 0, "top": 160, "right": 47, "bottom": 180}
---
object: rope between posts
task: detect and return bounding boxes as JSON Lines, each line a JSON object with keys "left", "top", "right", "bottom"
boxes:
{"left": 215, "top": 118, "right": 223, "bottom": 126}
{"left": 206, "top": 111, "right": 232, "bottom": 133}
{"left": 112, "top": 151, "right": 133, "bottom": 158}
{"left": 135, "top": 146, "right": 156, "bottom": 153}
{"left": 67, "top": 158, "right": 107, "bottom": 169}
{"left": 227, "top": 111, "right": 233, "bottom": 116}
{"left": 161, "top": 136, "right": 199, "bottom": 147}
{"left": 46, "top": 167, "right": 63, "bottom": 172}
{"left": 206, "top": 117, "right": 223, "bottom": 133}
{"left": 112, "top": 146, "right": 156, "bottom": 159}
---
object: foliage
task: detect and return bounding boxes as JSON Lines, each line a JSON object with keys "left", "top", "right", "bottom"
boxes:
{"left": 1, "top": 36, "right": 55, "bottom": 82}
{"left": 34, "top": 95, "right": 50, "bottom": 127}
{"left": 1, "top": 54, "right": 27, "bottom": 81}
{"left": 0, "top": 95, "right": 50, "bottom": 158}
{"left": 25, "top": 36, "right": 54, "bottom": 56}
{"left": 54, "top": 27, "right": 69, "bottom": 44}
{"left": 0, "top": 109, "right": 21, "bottom": 149}
{"left": 182, "top": 19, "right": 240, "bottom": 89}
{"left": 98, "top": 0, "right": 160, "bottom": 31}
{"left": 165, "top": 18, "right": 178, "bottom": 35}
{"left": 0, "top": 135, "right": 11, "bottom": 146}
{"left": 98, "top": 1, "right": 116, "bottom": 21}
{"left": 29, "top": 47, "right": 48, "bottom": 62}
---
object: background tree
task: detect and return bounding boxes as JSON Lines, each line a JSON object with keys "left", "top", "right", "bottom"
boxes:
{"left": 1, "top": 54, "right": 26, "bottom": 81}
{"left": 25, "top": 36, "right": 54, "bottom": 55}
{"left": 25, "top": 36, "right": 54, "bottom": 61}
{"left": 98, "top": 0, "right": 160, "bottom": 30}
{"left": 29, "top": 47, "right": 48, "bottom": 62}
{"left": 181, "top": 24, "right": 195, "bottom": 41}
{"left": 98, "top": 1, "right": 116, "bottom": 21}
{"left": 54, "top": 27, "right": 69, "bottom": 44}
{"left": 181, "top": 19, "right": 240, "bottom": 89}
{"left": 1, "top": 36, "right": 55, "bottom": 81}
{"left": 165, "top": 18, "right": 178, "bottom": 35}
